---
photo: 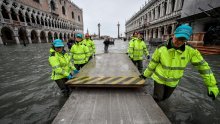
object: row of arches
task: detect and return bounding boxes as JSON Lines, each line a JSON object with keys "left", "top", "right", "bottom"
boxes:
{"left": 0, "top": 3, "right": 81, "bottom": 31}
{"left": 1, "top": 26, "right": 74, "bottom": 45}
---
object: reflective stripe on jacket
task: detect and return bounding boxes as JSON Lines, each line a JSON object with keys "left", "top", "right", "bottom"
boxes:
{"left": 144, "top": 40, "right": 217, "bottom": 88}
{"left": 70, "top": 43, "right": 90, "bottom": 64}
{"left": 128, "top": 38, "right": 149, "bottom": 60}
{"left": 49, "top": 51, "right": 76, "bottom": 80}
{"left": 82, "top": 39, "right": 96, "bottom": 56}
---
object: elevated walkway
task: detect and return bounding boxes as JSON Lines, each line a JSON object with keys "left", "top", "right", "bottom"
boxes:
{"left": 52, "top": 53, "right": 171, "bottom": 124}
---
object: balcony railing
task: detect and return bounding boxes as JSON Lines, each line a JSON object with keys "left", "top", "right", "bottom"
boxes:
{"left": 4, "top": 19, "right": 11, "bottom": 23}
{"left": 2, "top": 19, "right": 78, "bottom": 33}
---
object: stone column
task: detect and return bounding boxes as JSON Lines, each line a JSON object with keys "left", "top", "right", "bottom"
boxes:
{"left": 8, "top": 12, "right": 13, "bottom": 23}
{"left": 27, "top": 35, "right": 32, "bottom": 44}
{"left": 160, "top": 4, "right": 163, "bottom": 17}
{"left": 37, "top": 31, "right": 41, "bottom": 43}
{"left": 172, "top": 24, "right": 175, "bottom": 34}
{"left": 155, "top": 6, "right": 158, "bottom": 19}
{"left": 45, "top": 33, "right": 49, "bottom": 43}
{"left": 0, "top": 35, "right": 3, "bottom": 44}
{"left": 174, "top": 0, "right": 178, "bottom": 11}
{"left": 23, "top": 13, "right": 27, "bottom": 24}
{"left": 151, "top": 10, "right": 154, "bottom": 21}
{"left": 153, "top": 29, "right": 156, "bottom": 38}
{"left": 38, "top": 16, "right": 42, "bottom": 25}
{"left": 164, "top": 25, "right": 168, "bottom": 35}
{"left": 28, "top": 13, "right": 32, "bottom": 24}
{"left": 0, "top": 9, "right": 3, "bottom": 22}
{"left": 14, "top": 9, "right": 20, "bottom": 22}
{"left": 62, "top": 33, "right": 64, "bottom": 41}
{"left": 163, "top": 2, "right": 166, "bottom": 16}
{"left": 178, "top": 0, "right": 183, "bottom": 10}
{"left": 158, "top": 27, "right": 161, "bottom": 38}
{"left": 166, "top": 0, "right": 171, "bottom": 15}
{"left": 14, "top": 34, "right": 20, "bottom": 44}
{"left": 13, "top": 30, "right": 20, "bottom": 44}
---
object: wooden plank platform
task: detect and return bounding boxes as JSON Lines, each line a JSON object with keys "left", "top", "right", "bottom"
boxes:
{"left": 67, "top": 54, "right": 145, "bottom": 87}
{"left": 52, "top": 88, "right": 171, "bottom": 124}
{"left": 53, "top": 53, "right": 171, "bottom": 124}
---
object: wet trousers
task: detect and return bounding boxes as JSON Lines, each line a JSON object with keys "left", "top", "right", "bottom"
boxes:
{"left": 132, "top": 60, "right": 143, "bottom": 73}
{"left": 55, "top": 78, "right": 71, "bottom": 96}
{"left": 153, "top": 81, "right": 176, "bottom": 102}
{"left": 104, "top": 45, "right": 109, "bottom": 53}
{"left": 75, "top": 64, "right": 85, "bottom": 70}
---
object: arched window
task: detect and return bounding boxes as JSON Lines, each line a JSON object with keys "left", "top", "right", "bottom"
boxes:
{"left": 72, "top": 12, "right": 74, "bottom": 19}
{"left": 62, "top": 6, "right": 65, "bottom": 15}
{"left": 78, "top": 15, "right": 80, "bottom": 22}
{"left": 50, "top": 1, "right": 56, "bottom": 11}
{"left": 1, "top": 5, "right": 10, "bottom": 19}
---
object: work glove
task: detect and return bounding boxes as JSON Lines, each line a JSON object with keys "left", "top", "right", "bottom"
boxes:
{"left": 73, "top": 69, "right": 79, "bottom": 74}
{"left": 67, "top": 74, "right": 73, "bottom": 80}
{"left": 139, "top": 74, "right": 146, "bottom": 80}
{"left": 207, "top": 86, "right": 219, "bottom": 100}
{"left": 147, "top": 55, "right": 150, "bottom": 59}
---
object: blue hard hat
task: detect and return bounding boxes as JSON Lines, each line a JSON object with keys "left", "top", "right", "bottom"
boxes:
{"left": 76, "top": 33, "right": 83, "bottom": 38}
{"left": 53, "top": 39, "right": 64, "bottom": 47}
{"left": 174, "top": 24, "right": 193, "bottom": 40}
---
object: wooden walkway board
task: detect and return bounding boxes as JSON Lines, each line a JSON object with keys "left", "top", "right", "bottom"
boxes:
{"left": 53, "top": 53, "right": 171, "bottom": 124}
{"left": 66, "top": 54, "right": 143, "bottom": 87}
{"left": 52, "top": 88, "right": 171, "bottom": 124}
{"left": 75, "top": 53, "right": 140, "bottom": 77}
{"left": 66, "top": 76, "right": 146, "bottom": 87}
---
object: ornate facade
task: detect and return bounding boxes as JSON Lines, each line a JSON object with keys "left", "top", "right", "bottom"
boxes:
{"left": 125, "top": 0, "right": 184, "bottom": 41}
{"left": 0, "top": 0, "right": 83, "bottom": 45}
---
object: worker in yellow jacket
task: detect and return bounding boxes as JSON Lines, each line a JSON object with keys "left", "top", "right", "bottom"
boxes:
{"left": 128, "top": 32, "right": 150, "bottom": 73}
{"left": 70, "top": 33, "right": 90, "bottom": 70}
{"left": 82, "top": 33, "right": 96, "bottom": 60}
{"left": 127, "top": 32, "right": 138, "bottom": 59}
{"left": 140, "top": 24, "right": 219, "bottom": 101}
{"left": 49, "top": 39, "right": 79, "bottom": 97}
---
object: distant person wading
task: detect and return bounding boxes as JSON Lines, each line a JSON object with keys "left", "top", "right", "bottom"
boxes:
{"left": 103, "top": 37, "right": 110, "bottom": 53}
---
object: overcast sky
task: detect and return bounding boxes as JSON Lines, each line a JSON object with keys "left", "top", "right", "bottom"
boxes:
{"left": 72, "top": 0, "right": 147, "bottom": 38}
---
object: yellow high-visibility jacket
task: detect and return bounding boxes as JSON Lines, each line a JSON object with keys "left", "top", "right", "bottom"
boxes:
{"left": 144, "top": 39, "right": 219, "bottom": 97}
{"left": 127, "top": 37, "right": 137, "bottom": 58}
{"left": 49, "top": 51, "right": 76, "bottom": 80}
{"left": 82, "top": 39, "right": 96, "bottom": 56}
{"left": 70, "top": 42, "right": 90, "bottom": 64}
{"left": 128, "top": 38, "right": 149, "bottom": 60}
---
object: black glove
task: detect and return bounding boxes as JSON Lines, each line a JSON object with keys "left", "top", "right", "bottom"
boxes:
{"left": 147, "top": 55, "right": 150, "bottom": 59}
{"left": 139, "top": 75, "right": 146, "bottom": 79}
{"left": 208, "top": 91, "right": 216, "bottom": 100}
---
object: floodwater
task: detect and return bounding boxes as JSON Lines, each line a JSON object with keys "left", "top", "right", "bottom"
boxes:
{"left": 0, "top": 40, "right": 219, "bottom": 124}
